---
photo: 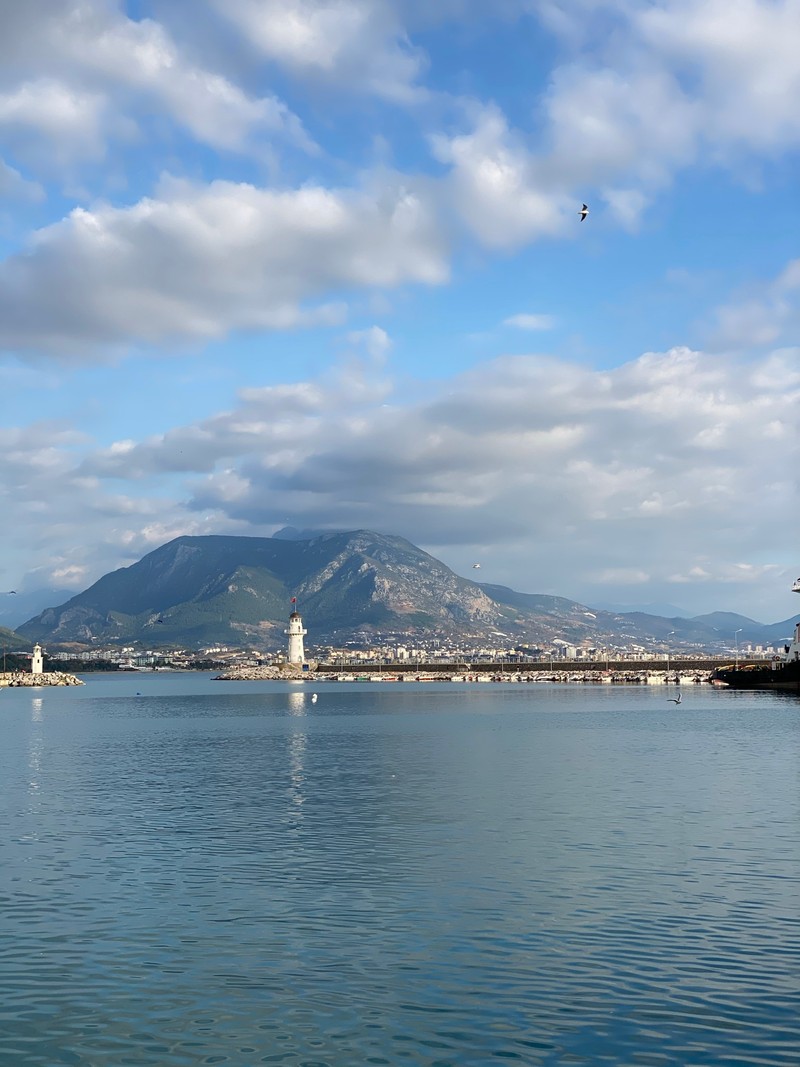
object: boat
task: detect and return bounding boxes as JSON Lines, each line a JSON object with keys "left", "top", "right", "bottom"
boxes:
{"left": 711, "top": 580, "right": 800, "bottom": 691}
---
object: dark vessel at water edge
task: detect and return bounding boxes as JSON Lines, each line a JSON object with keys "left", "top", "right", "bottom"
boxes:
{"left": 711, "top": 580, "right": 800, "bottom": 691}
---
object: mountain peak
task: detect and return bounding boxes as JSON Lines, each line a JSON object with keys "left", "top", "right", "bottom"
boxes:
{"left": 13, "top": 531, "right": 791, "bottom": 653}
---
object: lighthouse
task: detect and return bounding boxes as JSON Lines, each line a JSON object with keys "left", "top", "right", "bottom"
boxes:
{"left": 285, "top": 600, "right": 307, "bottom": 664}
{"left": 31, "top": 644, "right": 44, "bottom": 675}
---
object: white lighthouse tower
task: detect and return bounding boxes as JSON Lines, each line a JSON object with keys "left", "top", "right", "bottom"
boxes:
{"left": 31, "top": 643, "right": 44, "bottom": 675}
{"left": 285, "top": 600, "right": 307, "bottom": 664}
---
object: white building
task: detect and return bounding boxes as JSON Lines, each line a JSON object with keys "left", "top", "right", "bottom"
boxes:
{"left": 285, "top": 607, "right": 308, "bottom": 664}
{"left": 31, "top": 644, "right": 44, "bottom": 675}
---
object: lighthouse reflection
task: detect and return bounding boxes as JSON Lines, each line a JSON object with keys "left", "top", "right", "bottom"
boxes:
{"left": 287, "top": 691, "right": 307, "bottom": 823}
{"left": 28, "top": 697, "right": 44, "bottom": 800}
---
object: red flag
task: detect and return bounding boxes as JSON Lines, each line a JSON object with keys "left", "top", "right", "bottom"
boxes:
{"left": 291, "top": 597, "right": 296, "bottom": 603}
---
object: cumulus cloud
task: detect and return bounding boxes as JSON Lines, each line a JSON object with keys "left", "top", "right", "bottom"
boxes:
{"left": 0, "top": 79, "right": 108, "bottom": 162}
{"left": 0, "top": 0, "right": 312, "bottom": 162}
{"left": 0, "top": 417, "right": 232, "bottom": 590}
{"left": 209, "top": 0, "right": 427, "bottom": 103}
{"left": 638, "top": 0, "right": 800, "bottom": 154}
{"left": 432, "top": 106, "right": 574, "bottom": 248}
{"left": 4, "top": 342, "right": 791, "bottom": 614}
{"left": 0, "top": 176, "right": 448, "bottom": 358}
{"left": 177, "top": 346, "right": 799, "bottom": 605}
{"left": 432, "top": 0, "right": 800, "bottom": 241}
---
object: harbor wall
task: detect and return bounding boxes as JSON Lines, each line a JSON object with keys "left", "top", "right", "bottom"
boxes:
{"left": 315, "top": 658, "right": 749, "bottom": 676}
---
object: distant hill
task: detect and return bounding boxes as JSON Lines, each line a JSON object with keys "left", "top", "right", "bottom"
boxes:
{"left": 589, "top": 600, "right": 693, "bottom": 618}
{"left": 16, "top": 531, "right": 798, "bottom": 652}
{"left": 0, "top": 626, "right": 28, "bottom": 652}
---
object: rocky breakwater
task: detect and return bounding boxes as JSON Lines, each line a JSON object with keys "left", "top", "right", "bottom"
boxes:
{"left": 1, "top": 671, "right": 84, "bottom": 687}
{"left": 213, "top": 663, "right": 315, "bottom": 681}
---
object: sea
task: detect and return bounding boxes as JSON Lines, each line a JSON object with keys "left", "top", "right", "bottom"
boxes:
{"left": 1, "top": 673, "right": 798, "bottom": 1067}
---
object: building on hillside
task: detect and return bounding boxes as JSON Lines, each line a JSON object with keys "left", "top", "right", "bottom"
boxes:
{"left": 285, "top": 603, "right": 307, "bottom": 664}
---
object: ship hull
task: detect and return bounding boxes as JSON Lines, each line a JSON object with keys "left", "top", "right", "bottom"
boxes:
{"left": 711, "top": 664, "right": 800, "bottom": 691}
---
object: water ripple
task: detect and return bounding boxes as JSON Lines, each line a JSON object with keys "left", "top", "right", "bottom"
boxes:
{"left": 0, "top": 679, "right": 798, "bottom": 1064}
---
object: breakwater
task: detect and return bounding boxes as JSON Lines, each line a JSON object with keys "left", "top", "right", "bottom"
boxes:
{"left": 214, "top": 658, "right": 745, "bottom": 685}
{"left": 316, "top": 669, "right": 711, "bottom": 684}
{"left": 214, "top": 664, "right": 311, "bottom": 681}
{"left": 317, "top": 658, "right": 742, "bottom": 675}
{"left": 0, "top": 671, "right": 84, "bottom": 687}
{"left": 214, "top": 663, "right": 713, "bottom": 684}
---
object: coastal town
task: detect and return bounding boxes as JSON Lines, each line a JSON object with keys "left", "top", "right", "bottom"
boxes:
{"left": 1, "top": 603, "right": 776, "bottom": 688}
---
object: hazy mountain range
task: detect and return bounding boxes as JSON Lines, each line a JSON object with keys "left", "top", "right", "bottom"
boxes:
{"left": 12, "top": 530, "right": 799, "bottom": 653}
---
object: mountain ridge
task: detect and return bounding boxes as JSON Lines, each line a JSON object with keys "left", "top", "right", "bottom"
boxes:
{"left": 14, "top": 531, "right": 799, "bottom": 652}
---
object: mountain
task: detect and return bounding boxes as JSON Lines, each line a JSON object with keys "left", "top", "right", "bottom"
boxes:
{"left": 0, "top": 586, "right": 74, "bottom": 630}
{"left": 17, "top": 531, "right": 613, "bottom": 649}
{"left": 0, "top": 626, "right": 28, "bottom": 652}
{"left": 690, "top": 612, "right": 800, "bottom": 648}
{"left": 16, "top": 531, "right": 496, "bottom": 648}
{"left": 16, "top": 531, "right": 798, "bottom": 653}
{"left": 589, "top": 600, "right": 693, "bottom": 618}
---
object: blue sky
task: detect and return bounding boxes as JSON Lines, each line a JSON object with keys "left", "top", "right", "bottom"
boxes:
{"left": 1, "top": 0, "right": 798, "bottom": 623}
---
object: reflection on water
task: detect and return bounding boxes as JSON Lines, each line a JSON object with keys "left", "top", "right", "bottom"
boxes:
{"left": 287, "top": 690, "right": 307, "bottom": 823}
{"left": 27, "top": 696, "right": 44, "bottom": 801}
{"left": 0, "top": 677, "right": 798, "bottom": 1066}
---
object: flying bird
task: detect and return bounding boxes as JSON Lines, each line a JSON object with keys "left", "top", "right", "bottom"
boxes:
{"left": 472, "top": 563, "right": 481, "bottom": 569}
{"left": 3, "top": 590, "right": 16, "bottom": 594}
{"left": 579, "top": 203, "right": 589, "bottom": 221}
{"left": 667, "top": 691, "right": 682, "bottom": 704}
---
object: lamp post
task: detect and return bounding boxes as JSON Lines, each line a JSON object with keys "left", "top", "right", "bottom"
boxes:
{"left": 734, "top": 628, "right": 743, "bottom": 669}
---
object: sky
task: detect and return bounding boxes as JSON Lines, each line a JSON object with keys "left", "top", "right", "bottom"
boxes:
{"left": 0, "top": 0, "right": 798, "bottom": 624}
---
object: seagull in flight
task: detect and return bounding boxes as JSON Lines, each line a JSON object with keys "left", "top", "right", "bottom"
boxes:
{"left": 472, "top": 563, "right": 481, "bottom": 569}
{"left": 579, "top": 203, "right": 589, "bottom": 221}
{"left": 667, "top": 691, "right": 682, "bottom": 704}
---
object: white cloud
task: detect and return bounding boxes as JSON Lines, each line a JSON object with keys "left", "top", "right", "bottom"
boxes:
{"left": 0, "top": 157, "right": 43, "bottom": 200}
{"left": 504, "top": 313, "right": 556, "bottom": 330}
{"left": 639, "top": 0, "right": 800, "bottom": 154}
{"left": 430, "top": 0, "right": 800, "bottom": 243}
{"left": 210, "top": 0, "right": 426, "bottom": 102}
{"left": 432, "top": 106, "right": 574, "bottom": 248}
{"left": 711, "top": 260, "right": 800, "bottom": 350}
{"left": 345, "top": 326, "right": 393, "bottom": 366}
{"left": 3, "top": 342, "right": 785, "bottom": 615}
{"left": 0, "top": 0, "right": 312, "bottom": 161}
{"left": 0, "top": 176, "right": 447, "bottom": 358}
{"left": 0, "top": 79, "right": 107, "bottom": 160}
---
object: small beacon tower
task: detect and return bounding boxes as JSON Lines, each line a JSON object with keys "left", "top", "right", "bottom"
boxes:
{"left": 31, "top": 644, "right": 44, "bottom": 675}
{"left": 285, "top": 600, "right": 307, "bottom": 664}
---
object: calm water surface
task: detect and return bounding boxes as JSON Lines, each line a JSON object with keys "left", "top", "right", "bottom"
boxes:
{"left": 1, "top": 674, "right": 798, "bottom": 1066}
